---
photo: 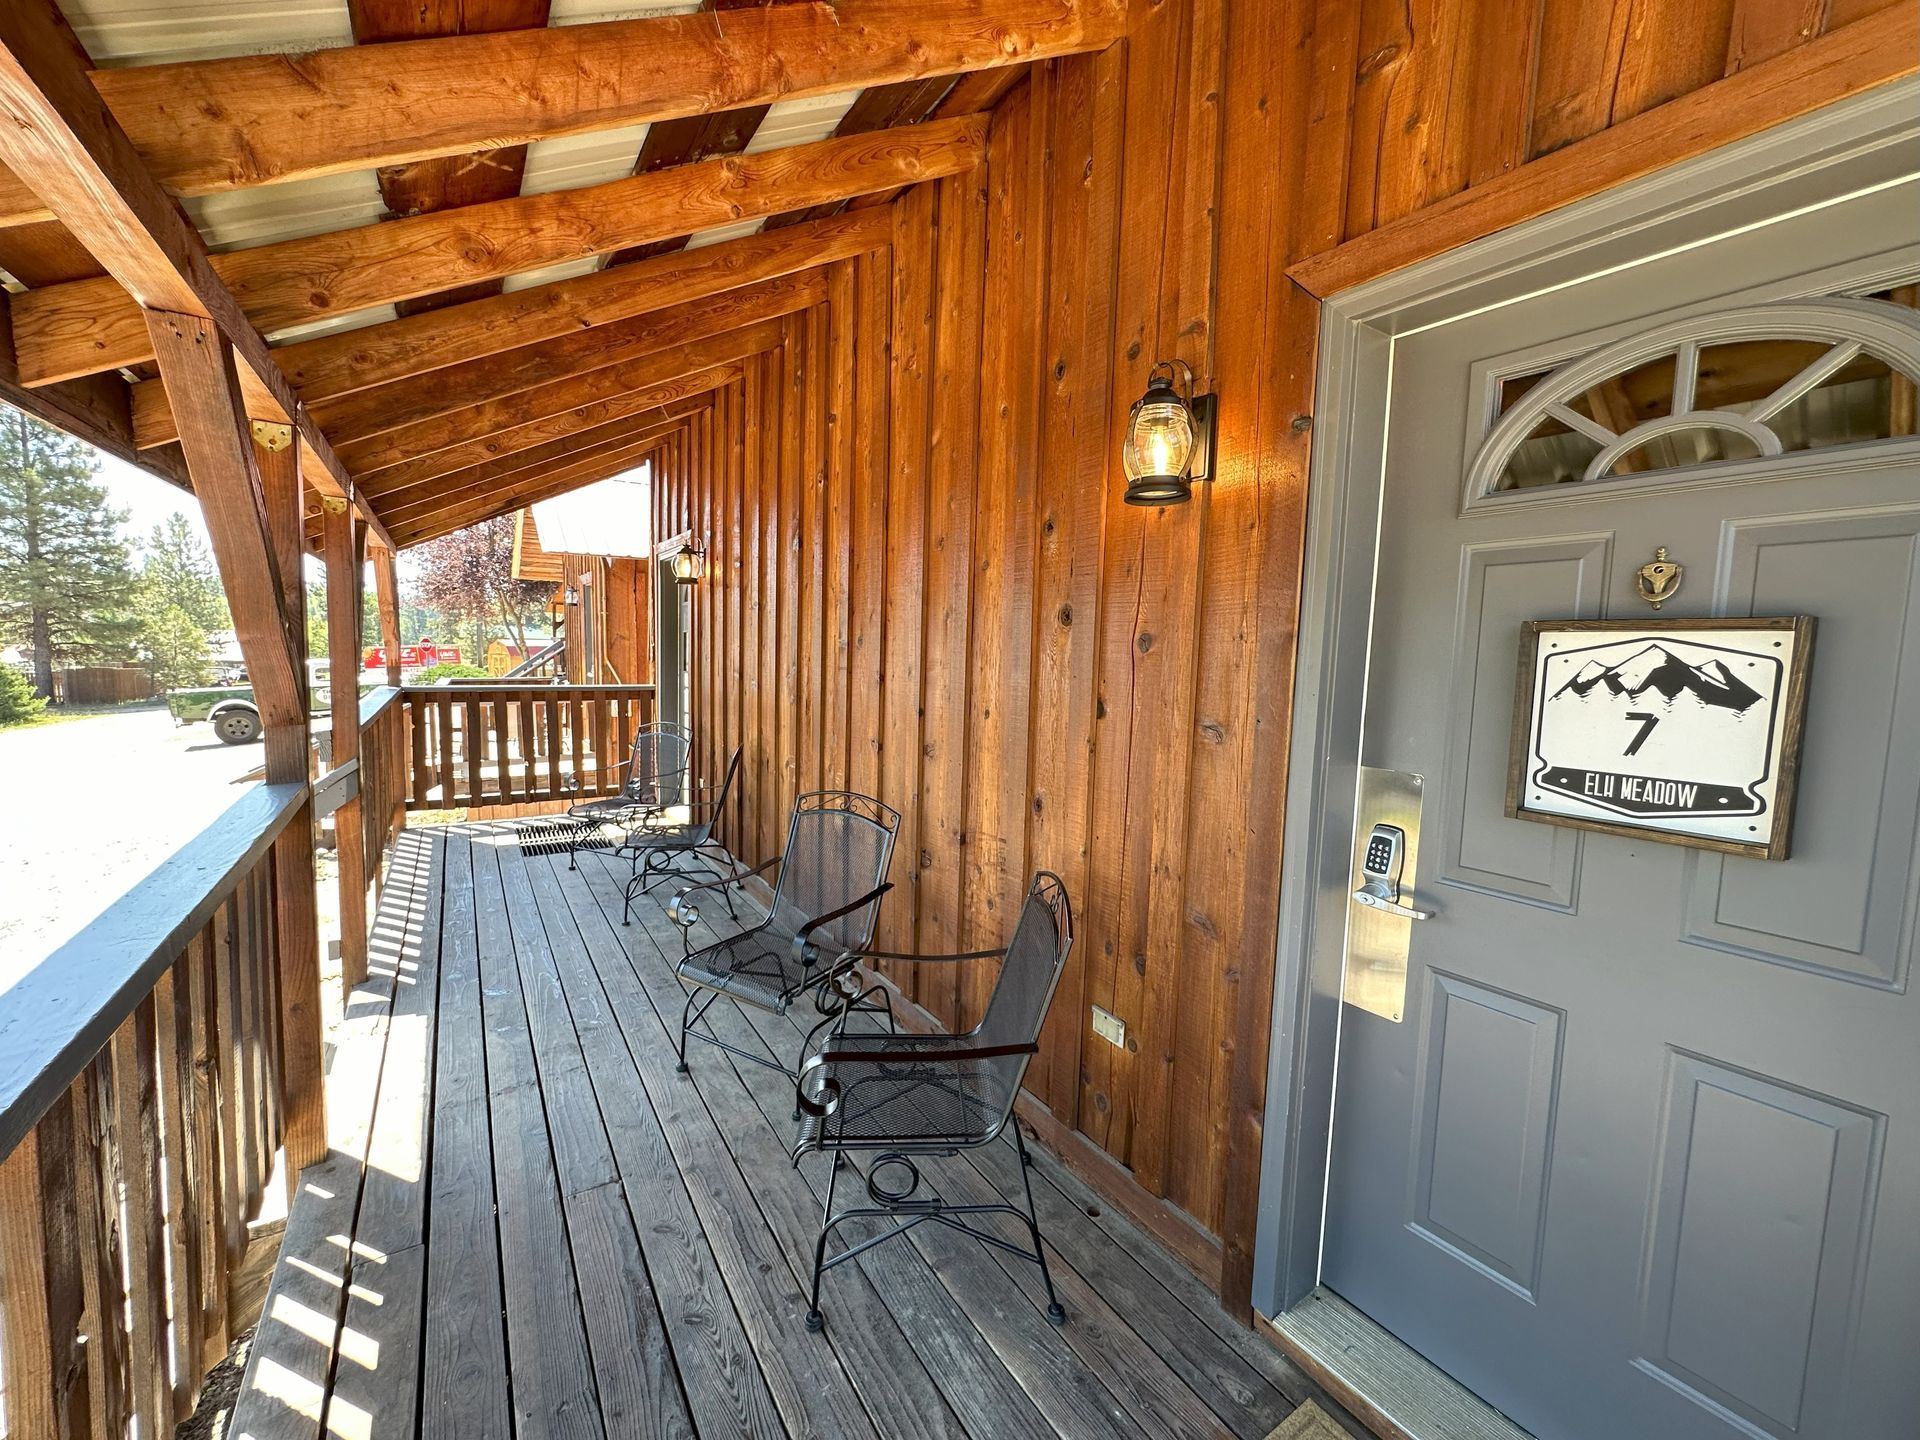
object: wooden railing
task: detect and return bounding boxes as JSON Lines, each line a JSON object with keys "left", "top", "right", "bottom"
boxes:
{"left": 402, "top": 682, "right": 657, "bottom": 811}
{"left": 359, "top": 686, "right": 408, "bottom": 865}
{"left": 0, "top": 783, "right": 311, "bottom": 1438}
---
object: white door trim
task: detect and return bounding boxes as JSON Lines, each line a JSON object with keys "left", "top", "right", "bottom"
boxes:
{"left": 1250, "top": 76, "right": 1920, "bottom": 1320}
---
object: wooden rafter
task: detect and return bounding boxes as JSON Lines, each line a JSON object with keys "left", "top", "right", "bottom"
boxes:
{"left": 126, "top": 219, "right": 862, "bottom": 448}
{"left": 365, "top": 403, "right": 712, "bottom": 526}
{"left": 0, "top": 1, "right": 1124, "bottom": 228}
{"left": 14, "top": 116, "right": 985, "bottom": 384}
{"left": 340, "top": 319, "right": 784, "bottom": 478}
{"left": 309, "top": 273, "right": 825, "bottom": 449}
{"left": 357, "top": 362, "right": 741, "bottom": 498}
{"left": 762, "top": 74, "right": 960, "bottom": 230}
{"left": 239, "top": 208, "right": 879, "bottom": 430}
{"left": 383, "top": 416, "right": 697, "bottom": 545}
{"left": 346, "top": 0, "right": 553, "bottom": 316}
{"left": 0, "top": 3, "right": 388, "bottom": 548}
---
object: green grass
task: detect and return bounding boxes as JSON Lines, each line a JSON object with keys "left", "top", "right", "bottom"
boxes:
{"left": 0, "top": 697, "right": 167, "bottom": 730}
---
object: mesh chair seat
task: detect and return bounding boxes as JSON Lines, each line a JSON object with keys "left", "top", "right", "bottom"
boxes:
{"left": 794, "top": 1032, "right": 1011, "bottom": 1152}
{"left": 672, "top": 790, "right": 901, "bottom": 1074}
{"left": 678, "top": 924, "right": 849, "bottom": 1013}
{"left": 568, "top": 791, "right": 658, "bottom": 822}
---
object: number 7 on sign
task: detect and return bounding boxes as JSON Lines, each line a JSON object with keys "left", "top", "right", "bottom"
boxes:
{"left": 1622, "top": 711, "right": 1660, "bottom": 757}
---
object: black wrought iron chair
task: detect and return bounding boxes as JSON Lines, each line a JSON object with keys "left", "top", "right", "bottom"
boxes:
{"left": 614, "top": 746, "right": 745, "bottom": 924}
{"left": 788, "top": 872, "right": 1073, "bottom": 1334}
{"left": 666, "top": 789, "right": 900, "bottom": 1078}
{"left": 564, "top": 719, "right": 692, "bottom": 868}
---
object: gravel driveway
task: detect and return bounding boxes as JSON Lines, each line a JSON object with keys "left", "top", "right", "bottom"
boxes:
{"left": 0, "top": 704, "right": 265, "bottom": 996}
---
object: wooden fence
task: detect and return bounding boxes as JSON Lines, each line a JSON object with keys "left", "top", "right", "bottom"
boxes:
{"left": 0, "top": 783, "right": 309, "bottom": 1438}
{"left": 403, "top": 683, "right": 656, "bottom": 811}
{"left": 55, "top": 664, "right": 155, "bottom": 705}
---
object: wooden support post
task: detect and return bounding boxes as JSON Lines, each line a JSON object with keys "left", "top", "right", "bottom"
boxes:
{"left": 256, "top": 425, "right": 327, "bottom": 1179}
{"left": 371, "top": 541, "right": 403, "bottom": 686}
{"left": 324, "top": 500, "right": 369, "bottom": 988}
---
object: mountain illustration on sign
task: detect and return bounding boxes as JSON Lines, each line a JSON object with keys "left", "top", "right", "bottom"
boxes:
{"left": 1552, "top": 643, "right": 1763, "bottom": 713}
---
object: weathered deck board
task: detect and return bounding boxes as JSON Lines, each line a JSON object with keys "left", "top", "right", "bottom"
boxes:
{"left": 233, "top": 822, "right": 1351, "bottom": 1440}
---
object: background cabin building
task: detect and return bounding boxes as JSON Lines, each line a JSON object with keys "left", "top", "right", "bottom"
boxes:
{"left": 0, "top": 2, "right": 1913, "bottom": 1439}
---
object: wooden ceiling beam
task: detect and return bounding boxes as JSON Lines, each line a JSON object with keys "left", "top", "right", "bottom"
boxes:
{"left": 365, "top": 402, "right": 710, "bottom": 530}
{"left": 131, "top": 271, "right": 823, "bottom": 449}
{"left": 370, "top": 416, "right": 695, "bottom": 541}
{"left": 341, "top": 318, "right": 783, "bottom": 477}
{"left": 355, "top": 362, "right": 739, "bottom": 497}
{"left": 0, "top": 3, "right": 388, "bottom": 549}
{"left": 346, "top": 0, "right": 553, "bottom": 317}
{"left": 390, "top": 433, "right": 683, "bottom": 547}
{"left": 0, "top": 0, "right": 1123, "bottom": 227}
{"left": 13, "top": 115, "right": 984, "bottom": 383}
{"left": 296, "top": 208, "right": 886, "bottom": 407}
{"left": 762, "top": 74, "right": 959, "bottom": 231}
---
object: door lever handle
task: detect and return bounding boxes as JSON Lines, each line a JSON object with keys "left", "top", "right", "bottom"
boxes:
{"left": 1351, "top": 886, "right": 1433, "bottom": 921}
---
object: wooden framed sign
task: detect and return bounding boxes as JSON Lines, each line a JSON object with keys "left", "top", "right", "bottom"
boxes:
{"left": 1506, "top": 616, "right": 1815, "bottom": 860}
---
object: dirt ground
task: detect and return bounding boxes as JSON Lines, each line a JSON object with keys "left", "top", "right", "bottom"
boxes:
{"left": 0, "top": 702, "right": 263, "bottom": 993}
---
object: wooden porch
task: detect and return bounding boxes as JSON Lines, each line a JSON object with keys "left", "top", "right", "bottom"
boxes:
{"left": 233, "top": 820, "right": 1362, "bottom": 1440}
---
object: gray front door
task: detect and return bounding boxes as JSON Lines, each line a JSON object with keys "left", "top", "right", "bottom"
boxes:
{"left": 1320, "top": 181, "right": 1920, "bottom": 1439}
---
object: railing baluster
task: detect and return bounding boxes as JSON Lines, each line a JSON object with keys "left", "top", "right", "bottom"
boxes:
{"left": 154, "top": 962, "right": 200, "bottom": 1421}
{"left": 409, "top": 694, "right": 427, "bottom": 810}
{"left": 0, "top": 1125, "right": 58, "bottom": 1437}
{"left": 109, "top": 1000, "right": 171, "bottom": 1434}
{"left": 547, "top": 696, "right": 563, "bottom": 797}
{"left": 185, "top": 926, "right": 228, "bottom": 1371}
{"left": 494, "top": 694, "right": 515, "bottom": 803}
{"left": 591, "top": 695, "right": 609, "bottom": 796}
{"left": 520, "top": 696, "right": 536, "bottom": 801}
{"left": 464, "top": 695, "right": 484, "bottom": 805}
{"left": 75, "top": 1058, "right": 130, "bottom": 1440}
{"left": 211, "top": 895, "right": 252, "bottom": 1252}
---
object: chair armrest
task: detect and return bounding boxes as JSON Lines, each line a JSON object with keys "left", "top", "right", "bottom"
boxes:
{"left": 795, "top": 1040, "right": 1039, "bottom": 1119}
{"left": 849, "top": 946, "right": 1007, "bottom": 965}
{"left": 668, "top": 854, "right": 779, "bottom": 927}
{"left": 789, "top": 883, "right": 893, "bottom": 968}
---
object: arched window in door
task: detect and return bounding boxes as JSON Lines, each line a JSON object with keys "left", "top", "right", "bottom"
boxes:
{"left": 1472, "top": 294, "right": 1920, "bottom": 495}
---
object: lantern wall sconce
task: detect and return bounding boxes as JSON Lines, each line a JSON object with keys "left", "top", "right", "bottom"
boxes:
{"left": 1122, "top": 359, "right": 1217, "bottom": 506}
{"left": 669, "top": 539, "right": 709, "bottom": 586}
{"left": 563, "top": 584, "right": 579, "bottom": 607}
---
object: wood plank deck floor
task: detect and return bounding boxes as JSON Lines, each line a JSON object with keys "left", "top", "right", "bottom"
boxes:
{"left": 229, "top": 822, "right": 1369, "bottom": 1440}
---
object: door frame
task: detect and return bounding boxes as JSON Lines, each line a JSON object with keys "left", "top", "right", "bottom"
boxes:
{"left": 1251, "top": 77, "right": 1920, "bottom": 1321}
{"left": 654, "top": 528, "right": 694, "bottom": 732}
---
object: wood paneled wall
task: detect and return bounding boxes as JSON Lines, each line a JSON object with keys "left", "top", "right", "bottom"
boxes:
{"left": 647, "top": 0, "right": 1912, "bottom": 1309}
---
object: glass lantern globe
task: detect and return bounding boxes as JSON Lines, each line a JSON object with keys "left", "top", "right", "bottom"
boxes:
{"left": 1122, "top": 362, "right": 1199, "bottom": 505}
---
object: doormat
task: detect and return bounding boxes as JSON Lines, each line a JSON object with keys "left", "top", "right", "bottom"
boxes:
{"left": 516, "top": 819, "right": 602, "bottom": 858}
{"left": 1265, "top": 1401, "right": 1351, "bottom": 1440}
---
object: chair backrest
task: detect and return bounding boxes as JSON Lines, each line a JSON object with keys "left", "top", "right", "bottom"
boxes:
{"left": 690, "top": 748, "right": 743, "bottom": 843}
{"left": 770, "top": 790, "right": 901, "bottom": 953}
{"left": 970, "top": 872, "right": 1074, "bottom": 1135}
{"left": 625, "top": 721, "right": 692, "bottom": 804}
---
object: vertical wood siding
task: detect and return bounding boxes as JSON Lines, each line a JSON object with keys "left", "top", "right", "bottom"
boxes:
{"left": 649, "top": 0, "right": 1909, "bottom": 1307}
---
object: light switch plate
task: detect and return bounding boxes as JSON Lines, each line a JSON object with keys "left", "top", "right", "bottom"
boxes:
{"left": 1091, "top": 1005, "right": 1126, "bottom": 1048}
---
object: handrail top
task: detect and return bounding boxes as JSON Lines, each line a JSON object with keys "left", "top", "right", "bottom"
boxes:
{"left": 359, "top": 685, "right": 403, "bottom": 724}
{"left": 0, "top": 781, "right": 307, "bottom": 1161}
{"left": 402, "top": 682, "right": 658, "bottom": 695}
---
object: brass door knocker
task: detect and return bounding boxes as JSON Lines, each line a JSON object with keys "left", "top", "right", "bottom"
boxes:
{"left": 1634, "top": 547, "right": 1683, "bottom": 609}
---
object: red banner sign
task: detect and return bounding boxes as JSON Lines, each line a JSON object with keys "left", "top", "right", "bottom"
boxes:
{"left": 363, "top": 643, "right": 462, "bottom": 670}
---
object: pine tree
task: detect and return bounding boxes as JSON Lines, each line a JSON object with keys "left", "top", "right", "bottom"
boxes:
{"left": 139, "top": 513, "right": 228, "bottom": 632}
{"left": 138, "top": 604, "right": 214, "bottom": 691}
{"left": 0, "top": 407, "right": 141, "bottom": 697}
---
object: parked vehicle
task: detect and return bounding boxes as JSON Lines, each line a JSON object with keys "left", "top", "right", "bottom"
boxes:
{"left": 166, "top": 660, "right": 335, "bottom": 745}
